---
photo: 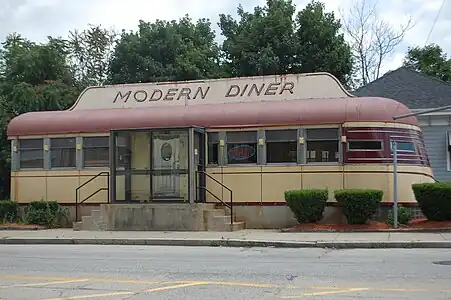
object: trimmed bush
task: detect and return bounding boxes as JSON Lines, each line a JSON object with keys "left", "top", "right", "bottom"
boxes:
{"left": 334, "top": 189, "right": 383, "bottom": 225}
{"left": 284, "top": 189, "right": 328, "bottom": 223}
{"left": 387, "top": 205, "right": 412, "bottom": 226}
{"left": 0, "top": 200, "right": 19, "bottom": 223}
{"left": 25, "top": 200, "right": 67, "bottom": 228}
{"left": 412, "top": 183, "right": 451, "bottom": 221}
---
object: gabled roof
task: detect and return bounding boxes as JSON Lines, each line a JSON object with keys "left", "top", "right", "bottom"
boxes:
{"left": 353, "top": 67, "right": 451, "bottom": 109}
{"left": 7, "top": 96, "right": 418, "bottom": 137}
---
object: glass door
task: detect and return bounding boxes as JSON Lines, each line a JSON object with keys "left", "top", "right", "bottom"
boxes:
{"left": 151, "top": 130, "right": 189, "bottom": 201}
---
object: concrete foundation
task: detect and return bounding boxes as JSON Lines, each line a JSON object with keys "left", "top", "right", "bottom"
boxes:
{"left": 68, "top": 203, "right": 422, "bottom": 231}
{"left": 73, "top": 203, "right": 245, "bottom": 231}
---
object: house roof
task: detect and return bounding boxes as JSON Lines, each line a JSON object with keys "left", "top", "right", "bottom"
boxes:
{"left": 353, "top": 67, "right": 451, "bottom": 109}
{"left": 7, "top": 96, "right": 418, "bottom": 137}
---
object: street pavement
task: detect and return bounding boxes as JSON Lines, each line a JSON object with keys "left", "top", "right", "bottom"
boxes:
{"left": 0, "top": 244, "right": 450, "bottom": 299}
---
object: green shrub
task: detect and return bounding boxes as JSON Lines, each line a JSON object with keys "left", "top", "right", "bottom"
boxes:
{"left": 25, "top": 200, "right": 67, "bottom": 228}
{"left": 0, "top": 200, "right": 19, "bottom": 223}
{"left": 412, "top": 183, "right": 451, "bottom": 221}
{"left": 284, "top": 189, "right": 328, "bottom": 223}
{"left": 387, "top": 205, "right": 412, "bottom": 226}
{"left": 334, "top": 189, "right": 383, "bottom": 225}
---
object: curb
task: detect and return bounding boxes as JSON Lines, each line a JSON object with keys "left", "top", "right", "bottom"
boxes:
{"left": 280, "top": 228, "right": 451, "bottom": 233}
{"left": 0, "top": 238, "right": 450, "bottom": 248}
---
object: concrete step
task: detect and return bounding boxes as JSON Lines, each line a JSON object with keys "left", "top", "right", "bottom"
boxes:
{"left": 73, "top": 221, "right": 82, "bottom": 231}
{"left": 214, "top": 204, "right": 232, "bottom": 215}
{"left": 90, "top": 210, "right": 102, "bottom": 220}
{"left": 203, "top": 209, "right": 226, "bottom": 217}
{"left": 211, "top": 215, "right": 245, "bottom": 231}
{"left": 231, "top": 221, "right": 245, "bottom": 231}
{"left": 81, "top": 215, "right": 93, "bottom": 228}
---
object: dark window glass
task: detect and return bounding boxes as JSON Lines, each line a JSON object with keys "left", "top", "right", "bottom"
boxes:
{"left": 348, "top": 140, "right": 382, "bottom": 151}
{"left": 306, "top": 128, "right": 338, "bottom": 140}
{"left": 266, "top": 130, "right": 297, "bottom": 163}
{"left": 306, "top": 140, "right": 339, "bottom": 163}
{"left": 207, "top": 132, "right": 219, "bottom": 165}
{"left": 226, "top": 131, "right": 257, "bottom": 164}
{"left": 83, "top": 137, "right": 109, "bottom": 167}
{"left": 19, "top": 139, "right": 44, "bottom": 169}
{"left": 50, "top": 138, "right": 76, "bottom": 168}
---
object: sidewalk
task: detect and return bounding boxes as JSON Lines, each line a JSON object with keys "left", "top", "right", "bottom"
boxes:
{"left": 0, "top": 229, "right": 450, "bottom": 248}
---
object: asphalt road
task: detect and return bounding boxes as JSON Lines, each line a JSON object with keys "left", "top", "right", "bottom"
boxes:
{"left": 0, "top": 245, "right": 450, "bottom": 299}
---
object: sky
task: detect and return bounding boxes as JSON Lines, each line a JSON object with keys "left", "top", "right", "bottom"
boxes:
{"left": 0, "top": 0, "right": 450, "bottom": 78}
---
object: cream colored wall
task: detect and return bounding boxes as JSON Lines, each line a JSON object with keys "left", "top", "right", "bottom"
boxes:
{"left": 11, "top": 170, "right": 109, "bottom": 204}
{"left": 205, "top": 165, "right": 434, "bottom": 204}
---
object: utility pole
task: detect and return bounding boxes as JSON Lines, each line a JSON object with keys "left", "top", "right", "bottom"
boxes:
{"left": 391, "top": 140, "right": 398, "bottom": 228}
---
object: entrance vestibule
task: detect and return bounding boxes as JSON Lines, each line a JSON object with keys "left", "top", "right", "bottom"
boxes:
{"left": 109, "top": 127, "right": 206, "bottom": 203}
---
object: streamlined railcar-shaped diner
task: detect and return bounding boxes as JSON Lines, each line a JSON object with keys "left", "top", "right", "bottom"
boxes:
{"left": 6, "top": 73, "right": 434, "bottom": 228}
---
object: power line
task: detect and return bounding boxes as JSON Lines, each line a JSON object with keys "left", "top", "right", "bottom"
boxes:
{"left": 424, "top": 0, "right": 447, "bottom": 45}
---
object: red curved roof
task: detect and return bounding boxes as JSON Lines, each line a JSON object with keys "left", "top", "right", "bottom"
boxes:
{"left": 7, "top": 97, "right": 418, "bottom": 137}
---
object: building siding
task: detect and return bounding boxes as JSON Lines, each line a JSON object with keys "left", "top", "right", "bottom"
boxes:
{"left": 421, "top": 125, "right": 450, "bottom": 182}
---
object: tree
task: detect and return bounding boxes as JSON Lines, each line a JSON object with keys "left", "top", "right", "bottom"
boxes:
{"left": 295, "top": 1, "right": 353, "bottom": 85}
{"left": 67, "top": 25, "right": 118, "bottom": 87}
{"left": 0, "top": 34, "right": 78, "bottom": 199}
{"left": 108, "top": 15, "right": 222, "bottom": 84}
{"left": 219, "top": 0, "right": 297, "bottom": 77}
{"left": 218, "top": 0, "right": 353, "bottom": 85}
{"left": 403, "top": 44, "right": 451, "bottom": 82}
{"left": 341, "top": 0, "right": 414, "bottom": 87}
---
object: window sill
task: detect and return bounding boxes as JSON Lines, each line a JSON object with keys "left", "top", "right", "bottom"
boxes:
{"left": 305, "top": 162, "right": 341, "bottom": 165}
{"left": 83, "top": 166, "right": 110, "bottom": 169}
{"left": 264, "top": 163, "right": 298, "bottom": 166}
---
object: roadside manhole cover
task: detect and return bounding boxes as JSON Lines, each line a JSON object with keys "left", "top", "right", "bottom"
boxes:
{"left": 433, "top": 261, "right": 451, "bottom": 265}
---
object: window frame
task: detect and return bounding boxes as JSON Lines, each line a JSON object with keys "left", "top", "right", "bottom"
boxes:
{"left": 17, "top": 138, "right": 44, "bottom": 170}
{"left": 225, "top": 131, "right": 258, "bottom": 165}
{"left": 304, "top": 128, "right": 340, "bottom": 164}
{"left": 265, "top": 129, "right": 298, "bottom": 165}
{"left": 82, "top": 136, "right": 110, "bottom": 168}
{"left": 207, "top": 132, "right": 220, "bottom": 166}
{"left": 50, "top": 137, "right": 77, "bottom": 169}
{"left": 347, "top": 140, "right": 384, "bottom": 152}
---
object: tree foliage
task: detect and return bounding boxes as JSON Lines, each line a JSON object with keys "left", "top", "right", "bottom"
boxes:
{"left": 0, "top": 34, "right": 79, "bottom": 199}
{"left": 67, "top": 25, "right": 118, "bottom": 86}
{"left": 219, "top": 0, "right": 353, "bottom": 84}
{"left": 403, "top": 44, "right": 451, "bottom": 82}
{"left": 108, "top": 15, "right": 222, "bottom": 84}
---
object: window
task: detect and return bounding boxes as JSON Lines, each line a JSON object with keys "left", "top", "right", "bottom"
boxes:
{"left": 18, "top": 139, "right": 44, "bottom": 169}
{"left": 392, "top": 141, "right": 415, "bottom": 152}
{"left": 226, "top": 131, "right": 257, "bottom": 164}
{"left": 306, "top": 128, "right": 339, "bottom": 163}
{"left": 348, "top": 140, "right": 383, "bottom": 151}
{"left": 266, "top": 129, "right": 297, "bottom": 163}
{"left": 207, "top": 132, "right": 219, "bottom": 165}
{"left": 50, "top": 138, "right": 76, "bottom": 168}
{"left": 83, "top": 137, "right": 109, "bottom": 167}
{"left": 115, "top": 134, "right": 131, "bottom": 168}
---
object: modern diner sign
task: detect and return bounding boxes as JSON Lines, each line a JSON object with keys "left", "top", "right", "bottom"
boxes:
{"left": 70, "top": 73, "right": 351, "bottom": 110}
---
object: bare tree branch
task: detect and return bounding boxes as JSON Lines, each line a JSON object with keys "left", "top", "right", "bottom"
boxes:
{"left": 340, "top": 0, "right": 414, "bottom": 87}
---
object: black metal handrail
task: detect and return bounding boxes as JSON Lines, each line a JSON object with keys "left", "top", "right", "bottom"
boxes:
{"left": 75, "top": 171, "right": 110, "bottom": 222}
{"left": 196, "top": 170, "right": 234, "bottom": 230}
